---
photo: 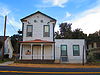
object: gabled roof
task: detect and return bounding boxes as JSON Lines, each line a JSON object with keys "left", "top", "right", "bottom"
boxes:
{"left": 19, "top": 39, "right": 54, "bottom": 43}
{"left": 20, "top": 11, "right": 56, "bottom": 22}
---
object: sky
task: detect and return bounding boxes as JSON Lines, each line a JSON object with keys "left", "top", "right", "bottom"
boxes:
{"left": 0, "top": 0, "right": 100, "bottom": 36}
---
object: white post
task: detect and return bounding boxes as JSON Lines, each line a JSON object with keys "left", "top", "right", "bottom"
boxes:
{"left": 52, "top": 44, "right": 54, "bottom": 60}
{"left": 41, "top": 44, "right": 43, "bottom": 60}
{"left": 31, "top": 44, "right": 33, "bottom": 59}
{"left": 20, "top": 43, "right": 22, "bottom": 59}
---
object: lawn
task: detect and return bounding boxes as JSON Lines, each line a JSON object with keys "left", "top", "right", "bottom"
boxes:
{"left": 0, "top": 59, "right": 13, "bottom": 63}
{"left": 95, "top": 60, "right": 100, "bottom": 63}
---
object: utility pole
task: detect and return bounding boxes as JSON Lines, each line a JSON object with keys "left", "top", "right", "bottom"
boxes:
{"left": 82, "top": 45, "right": 85, "bottom": 65}
{"left": 2, "top": 16, "right": 7, "bottom": 61}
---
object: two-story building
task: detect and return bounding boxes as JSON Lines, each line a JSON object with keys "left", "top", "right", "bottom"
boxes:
{"left": 19, "top": 11, "right": 86, "bottom": 63}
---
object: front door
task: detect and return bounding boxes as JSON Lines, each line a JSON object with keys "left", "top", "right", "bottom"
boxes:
{"left": 33, "top": 46, "right": 41, "bottom": 59}
{"left": 60, "top": 45, "right": 68, "bottom": 63}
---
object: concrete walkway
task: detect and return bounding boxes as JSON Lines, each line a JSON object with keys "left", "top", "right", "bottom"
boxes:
{"left": 0, "top": 61, "right": 14, "bottom": 66}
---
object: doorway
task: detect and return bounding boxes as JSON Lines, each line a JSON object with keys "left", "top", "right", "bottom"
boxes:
{"left": 60, "top": 45, "right": 68, "bottom": 63}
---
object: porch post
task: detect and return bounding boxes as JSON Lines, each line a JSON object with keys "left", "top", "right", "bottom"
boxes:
{"left": 52, "top": 44, "right": 54, "bottom": 60}
{"left": 31, "top": 44, "right": 33, "bottom": 60}
{"left": 41, "top": 44, "right": 43, "bottom": 60}
{"left": 20, "top": 43, "right": 22, "bottom": 59}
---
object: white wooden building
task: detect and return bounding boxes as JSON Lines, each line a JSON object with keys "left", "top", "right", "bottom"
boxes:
{"left": 19, "top": 11, "right": 86, "bottom": 63}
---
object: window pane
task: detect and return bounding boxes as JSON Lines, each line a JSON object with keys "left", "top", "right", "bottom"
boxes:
{"left": 73, "top": 51, "right": 79, "bottom": 56}
{"left": 62, "top": 51, "right": 67, "bottom": 56}
{"left": 61, "top": 45, "right": 67, "bottom": 56}
{"left": 61, "top": 45, "right": 67, "bottom": 50}
{"left": 73, "top": 45, "right": 80, "bottom": 56}
{"left": 45, "top": 26, "right": 49, "bottom": 32}
{"left": 27, "top": 25, "right": 32, "bottom": 37}
{"left": 27, "top": 32, "right": 32, "bottom": 36}
{"left": 44, "top": 25, "right": 50, "bottom": 37}
{"left": 73, "top": 45, "right": 79, "bottom": 51}
{"left": 61, "top": 57, "right": 68, "bottom": 62}
{"left": 27, "top": 25, "right": 32, "bottom": 32}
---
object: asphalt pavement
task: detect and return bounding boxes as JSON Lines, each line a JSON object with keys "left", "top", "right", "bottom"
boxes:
{"left": 0, "top": 66, "right": 100, "bottom": 75}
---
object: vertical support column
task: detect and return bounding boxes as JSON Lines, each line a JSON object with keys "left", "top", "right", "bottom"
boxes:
{"left": 41, "top": 44, "right": 43, "bottom": 60}
{"left": 20, "top": 43, "right": 22, "bottom": 59}
{"left": 42, "top": 45, "right": 44, "bottom": 60}
{"left": 31, "top": 44, "right": 33, "bottom": 60}
{"left": 52, "top": 44, "right": 54, "bottom": 60}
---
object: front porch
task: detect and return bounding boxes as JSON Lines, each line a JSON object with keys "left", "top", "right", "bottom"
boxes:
{"left": 19, "top": 39, "right": 55, "bottom": 62}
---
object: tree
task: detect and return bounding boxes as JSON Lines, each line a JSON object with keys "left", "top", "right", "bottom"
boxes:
{"left": 11, "top": 29, "right": 22, "bottom": 54}
{"left": 72, "top": 28, "right": 87, "bottom": 39}
{"left": 55, "top": 22, "right": 87, "bottom": 39}
{"left": 59, "top": 22, "right": 72, "bottom": 39}
{"left": 87, "top": 30, "right": 100, "bottom": 43}
{"left": 55, "top": 31, "right": 61, "bottom": 39}
{"left": 0, "top": 41, "right": 3, "bottom": 49}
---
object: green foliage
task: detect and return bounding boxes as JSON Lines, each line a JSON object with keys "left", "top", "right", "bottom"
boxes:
{"left": 87, "top": 51, "right": 95, "bottom": 63}
{"left": 55, "top": 31, "right": 61, "bottom": 39}
{"left": 59, "top": 23, "right": 72, "bottom": 39}
{"left": 0, "top": 58, "right": 13, "bottom": 63}
{"left": 55, "top": 22, "right": 87, "bottom": 39}
{"left": 11, "top": 34, "right": 22, "bottom": 54}
{"left": 72, "top": 28, "right": 87, "bottom": 39}
{"left": 0, "top": 41, "right": 3, "bottom": 49}
{"left": 87, "top": 30, "right": 100, "bottom": 43}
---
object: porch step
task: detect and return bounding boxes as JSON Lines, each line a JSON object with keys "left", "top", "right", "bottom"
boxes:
{"left": 15, "top": 60, "right": 54, "bottom": 64}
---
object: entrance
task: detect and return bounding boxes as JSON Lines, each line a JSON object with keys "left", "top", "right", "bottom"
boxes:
{"left": 60, "top": 45, "right": 68, "bottom": 62}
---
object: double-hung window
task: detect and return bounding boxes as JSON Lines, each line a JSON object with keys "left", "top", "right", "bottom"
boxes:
{"left": 73, "top": 45, "right": 80, "bottom": 56}
{"left": 26, "top": 25, "right": 33, "bottom": 37}
{"left": 43, "top": 25, "right": 50, "bottom": 37}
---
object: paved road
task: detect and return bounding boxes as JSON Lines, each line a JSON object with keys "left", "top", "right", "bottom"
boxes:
{"left": 0, "top": 66, "right": 100, "bottom": 75}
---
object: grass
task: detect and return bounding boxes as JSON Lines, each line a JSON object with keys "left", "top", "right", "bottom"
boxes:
{"left": 95, "top": 60, "right": 100, "bottom": 63}
{"left": 0, "top": 58, "right": 13, "bottom": 63}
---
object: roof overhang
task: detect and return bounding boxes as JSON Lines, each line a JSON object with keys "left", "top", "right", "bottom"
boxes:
{"left": 20, "top": 11, "right": 56, "bottom": 23}
{"left": 19, "top": 39, "right": 55, "bottom": 43}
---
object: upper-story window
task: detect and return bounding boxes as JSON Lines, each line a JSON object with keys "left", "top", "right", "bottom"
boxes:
{"left": 26, "top": 25, "right": 33, "bottom": 37}
{"left": 43, "top": 25, "right": 50, "bottom": 37}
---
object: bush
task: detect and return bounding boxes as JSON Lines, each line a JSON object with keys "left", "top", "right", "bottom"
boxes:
{"left": 87, "top": 51, "right": 95, "bottom": 64}
{"left": 4, "top": 54, "right": 9, "bottom": 58}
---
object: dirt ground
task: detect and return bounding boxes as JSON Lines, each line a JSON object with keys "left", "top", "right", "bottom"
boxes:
{"left": 8, "top": 63, "right": 100, "bottom": 68}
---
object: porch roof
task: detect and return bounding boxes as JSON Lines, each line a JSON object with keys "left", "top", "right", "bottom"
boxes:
{"left": 19, "top": 39, "right": 54, "bottom": 43}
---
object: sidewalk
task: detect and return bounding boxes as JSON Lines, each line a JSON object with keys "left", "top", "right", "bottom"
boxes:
{"left": 0, "top": 61, "right": 14, "bottom": 66}
{"left": 8, "top": 63, "right": 100, "bottom": 68}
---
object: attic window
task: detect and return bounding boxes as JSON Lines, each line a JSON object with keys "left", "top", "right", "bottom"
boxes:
{"left": 34, "top": 20, "right": 37, "bottom": 23}
{"left": 41, "top": 20, "right": 43, "bottom": 23}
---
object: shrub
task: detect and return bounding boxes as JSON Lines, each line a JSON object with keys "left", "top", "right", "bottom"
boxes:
{"left": 87, "top": 51, "right": 95, "bottom": 64}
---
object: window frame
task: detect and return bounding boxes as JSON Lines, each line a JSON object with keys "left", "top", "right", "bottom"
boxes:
{"left": 61, "top": 45, "right": 67, "bottom": 56}
{"left": 43, "top": 25, "right": 50, "bottom": 37}
{"left": 73, "top": 45, "right": 80, "bottom": 56}
{"left": 26, "top": 25, "right": 33, "bottom": 37}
